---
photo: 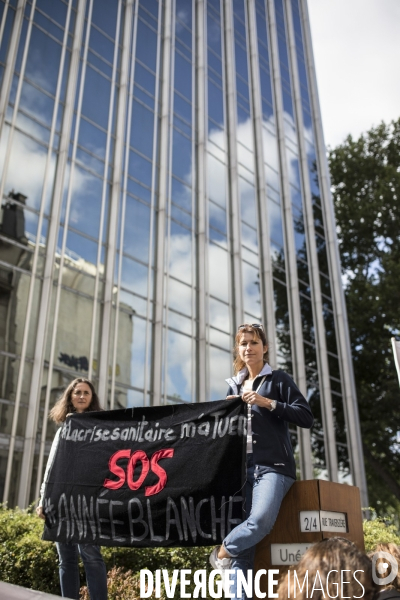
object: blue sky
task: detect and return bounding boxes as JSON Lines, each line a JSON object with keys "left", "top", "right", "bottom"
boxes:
{"left": 308, "top": 0, "right": 400, "bottom": 148}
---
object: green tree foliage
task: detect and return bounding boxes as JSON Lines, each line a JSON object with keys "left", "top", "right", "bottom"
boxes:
{"left": 363, "top": 513, "right": 400, "bottom": 552}
{"left": 0, "top": 504, "right": 59, "bottom": 593}
{"left": 329, "top": 119, "right": 400, "bottom": 514}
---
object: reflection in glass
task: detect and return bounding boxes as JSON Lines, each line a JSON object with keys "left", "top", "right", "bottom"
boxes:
{"left": 268, "top": 198, "right": 284, "bottom": 248}
{"left": 208, "top": 80, "right": 224, "bottom": 125}
{"left": 19, "top": 81, "right": 55, "bottom": 129}
{"left": 81, "top": 66, "right": 112, "bottom": 129}
{"left": 65, "top": 230, "right": 99, "bottom": 265}
{"left": 168, "top": 277, "right": 192, "bottom": 316}
{"left": 169, "top": 223, "right": 192, "bottom": 285}
{"left": 89, "top": 26, "right": 115, "bottom": 63}
{"left": 121, "top": 255, "right": 149, "bottom": 297}
{"left": 128, "top": 150, "right": 153, "bottom": 188}
{"left": 239, "top": 177, "right": 257, "bottom": 225}
{"left": 78, "top": 118, "right": 107, "bottom": 160}
{"left": 209, "top": 200, "right": 227, "bottom": 236}
{"left": 209, "top": 296, "right": 230, "bottom": 332}
{"left": 172, "top": 129, "right": 192, "bottom": 184}
{"left": 119, "top": 289, "right": 148, "bottom": 318}
{"left": 174, "top": 53, "right": 192, "bottom": 101}
{"left": 242, "top": 261, "right": 262, "bottom": 318}
{"left": 171, "top": 204, "right": 192, "bottom": 229}
{"left": 130, "top": 100, "right": 154, "bottom": 158}
{"left": 171, "top": 177, "right": 192, "bottom": 212}
{"left": 207, "top": 154, "right": 226, "bottom": 208}
{"left": 209, "top": 328, "right": 232, "bottom": 351}
{"left": 25, "top": 26, "right": 64, "bottom": 97}
{"left": 168, "top": 310, "right": 192, "bottom": 336}
{"left": 209, "top": 346, "right": 231, "bottom": 401}
{"left": 4, "top": 129, "right": 54, "bottom": 212}
{"left": 208, "top": 243, "right": 229, "bottom": 302}
{"left": 136, "top": 19, "right": 158, "bottom": 72}
{"left": 123, "top": 197, "right": 151, "bottom": 262}
{"left": 292, "top": 205, "right": 305, "bottom": 253}
{"left": 174, "top": 92, "right": 192, "bottom": 123}
{"left": 135, "top": 61, "right": 156, "bottom": 96}
{"left": 262, "top": 127, "right": 279, "bottom": 171}
{"left": 265, "top": 164, "right": 280, "bottom": 193}
{"left": 241, "top": 222, "right": 258, "bottom": 252}
{"left": 166, "top": 330, "right": 192, "bottom": 402}
{"left": 117, "top": 314, "right": 148, "bottom": 391}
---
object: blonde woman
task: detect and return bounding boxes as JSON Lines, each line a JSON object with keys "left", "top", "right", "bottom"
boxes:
{"left": 210, "top": 324, "right": 314, "bottom": 600}
{"left": 36, "top": 378, "right": 107, "bottom": 600}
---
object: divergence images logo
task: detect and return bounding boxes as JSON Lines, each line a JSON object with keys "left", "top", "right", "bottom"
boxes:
{"left": 372, "top": 551, "right": 398, "bottom": 586}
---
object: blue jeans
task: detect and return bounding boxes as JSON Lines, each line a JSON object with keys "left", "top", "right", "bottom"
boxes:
{"left": 56, "top": 542, "right": 108, "bottom": 600}
{"left": 223, "top": 456, "right": 294, "bottom": 600}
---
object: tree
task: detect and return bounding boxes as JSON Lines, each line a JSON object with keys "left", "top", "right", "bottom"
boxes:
{"left": 329, "top": 118, "right": 400, "bottom": 516}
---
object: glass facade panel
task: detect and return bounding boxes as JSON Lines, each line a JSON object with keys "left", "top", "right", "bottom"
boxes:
{"left": 166, "top": 330, "right": 192, "bottom": 402}
{"left": 208, "top": 243, "right": 229, "bottom": 303}
{"left": 209, "top": 346, "right": 231, "bottom": 401}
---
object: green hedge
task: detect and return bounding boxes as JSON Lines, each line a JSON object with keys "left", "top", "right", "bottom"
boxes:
{"left": 0, "top": 504, "right": 59, "bottom": 593}
{"left": 363, "top": 512, "right": 400, "bottom": 552}
{"left": 0, "top": 504, "right": 399, "bottom": 597}
{"left": 0, "top": 504, "right": 212, "bottom": 596}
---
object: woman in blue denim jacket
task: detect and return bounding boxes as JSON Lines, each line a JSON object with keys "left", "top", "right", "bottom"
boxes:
{"left": 209, "top": 324, "right": 314, "bottom": 600}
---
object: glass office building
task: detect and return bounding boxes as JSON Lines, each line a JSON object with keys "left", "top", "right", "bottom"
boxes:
{"left": 0, "top": 0, "right": 367, "bottom": 508}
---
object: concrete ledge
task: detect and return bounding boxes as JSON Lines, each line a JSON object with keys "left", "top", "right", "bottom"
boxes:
{"left": 0, "top": 582, "right": 62, "bottom": 599}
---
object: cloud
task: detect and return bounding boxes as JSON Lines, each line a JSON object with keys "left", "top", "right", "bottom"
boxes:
{"left": 308, "top": 0, "right": 400, "bottom": 147}
{"left": 1, "top": 118, "right": 93, "bottom": 216}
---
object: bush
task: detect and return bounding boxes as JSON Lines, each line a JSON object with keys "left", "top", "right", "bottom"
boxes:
{"left": 0, "top": 504, "right": 59, "bottom": 594}
{"left": 363, "top": 511, "right": 400, "bottom": 552}
{"left": 0, "top": 504, "right": 212, "bottom": 597}
{"left": 3, "top": 503, "right": 399, "bottom": 598}
{"left": 101, "top": 545, "right": 212, "bottom": 573}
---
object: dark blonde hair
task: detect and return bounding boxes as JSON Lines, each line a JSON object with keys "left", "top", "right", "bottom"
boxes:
{"left": 277, "top": 537, "right": 377, "bottom": 600}
{"left": 49, "top": 378, "right": 101, "bottom": 424}
{"left": 369, "top": 542, "right": 400, "bottom": 590}
{"left": 233, "top": 324, "right": 269, "bottom": 375}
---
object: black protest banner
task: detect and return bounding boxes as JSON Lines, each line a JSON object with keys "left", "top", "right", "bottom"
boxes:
{"left": 42, "top": 398, "right": 246, "bottom": 547}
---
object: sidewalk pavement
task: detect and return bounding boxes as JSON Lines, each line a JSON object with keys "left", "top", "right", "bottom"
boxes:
{"left": 0, "top": 582, "right": 63, "bottom": 600}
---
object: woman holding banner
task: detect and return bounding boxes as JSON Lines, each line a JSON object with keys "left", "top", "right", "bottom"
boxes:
{"left": 36, "top": 378, "right": 108, "bottom": 600}
{"left": 209, "top": 323, "right": 314, "bottom": 599}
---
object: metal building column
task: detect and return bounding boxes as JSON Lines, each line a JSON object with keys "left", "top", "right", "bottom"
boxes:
{"left": 299, "top": 0, "right": 367, "bottom": 503}
{"left": 222, "top": 0, "right": 243, "bottom": 329}
{"left": 247, "top": 0, "right": 277, "bottom": 366}
{"left": 152, "top": 0, "right": 173, "bottom": 406}
{"left": 196, "top": 0, "right": 208, "bottom": 402}
{"left": 17, "top": 0, "right": 87, "bottom": 508}
{"left": 0, "top": 0, "right": 26, "bottom": 138}
{"left": 98, "top": 0, "right": 135, "bottom": 404}
{"left": 33, "top": 0, "right": 96, "bottom": 503}
{"left": 267, "top": 0, "right": 312, "bottom": 480}
{"left": 285, "top": 0, "right": 338, "bottom": 481}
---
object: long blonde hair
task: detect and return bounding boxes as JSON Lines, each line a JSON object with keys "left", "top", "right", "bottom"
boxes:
{"left": 233, "top": 324, "right": 269, "bottom": 375}
{"left": 49, "top": 378, "right": 102, "bottom": 424}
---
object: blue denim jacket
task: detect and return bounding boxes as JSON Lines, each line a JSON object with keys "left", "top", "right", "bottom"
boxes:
{"left": 226, "top": 368, "right": 313, "bottom": 480}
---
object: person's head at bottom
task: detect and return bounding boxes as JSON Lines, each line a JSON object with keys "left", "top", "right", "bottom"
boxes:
{"left": 277, "top": 537, "right": 378, "bottom": 600}
{"left": 369, "top": 542, "right": 400, "bottom": 592}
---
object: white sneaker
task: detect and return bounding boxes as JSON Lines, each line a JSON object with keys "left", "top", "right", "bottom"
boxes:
{"left": 209, "top": 546, "right": 232, "bottom": 570}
